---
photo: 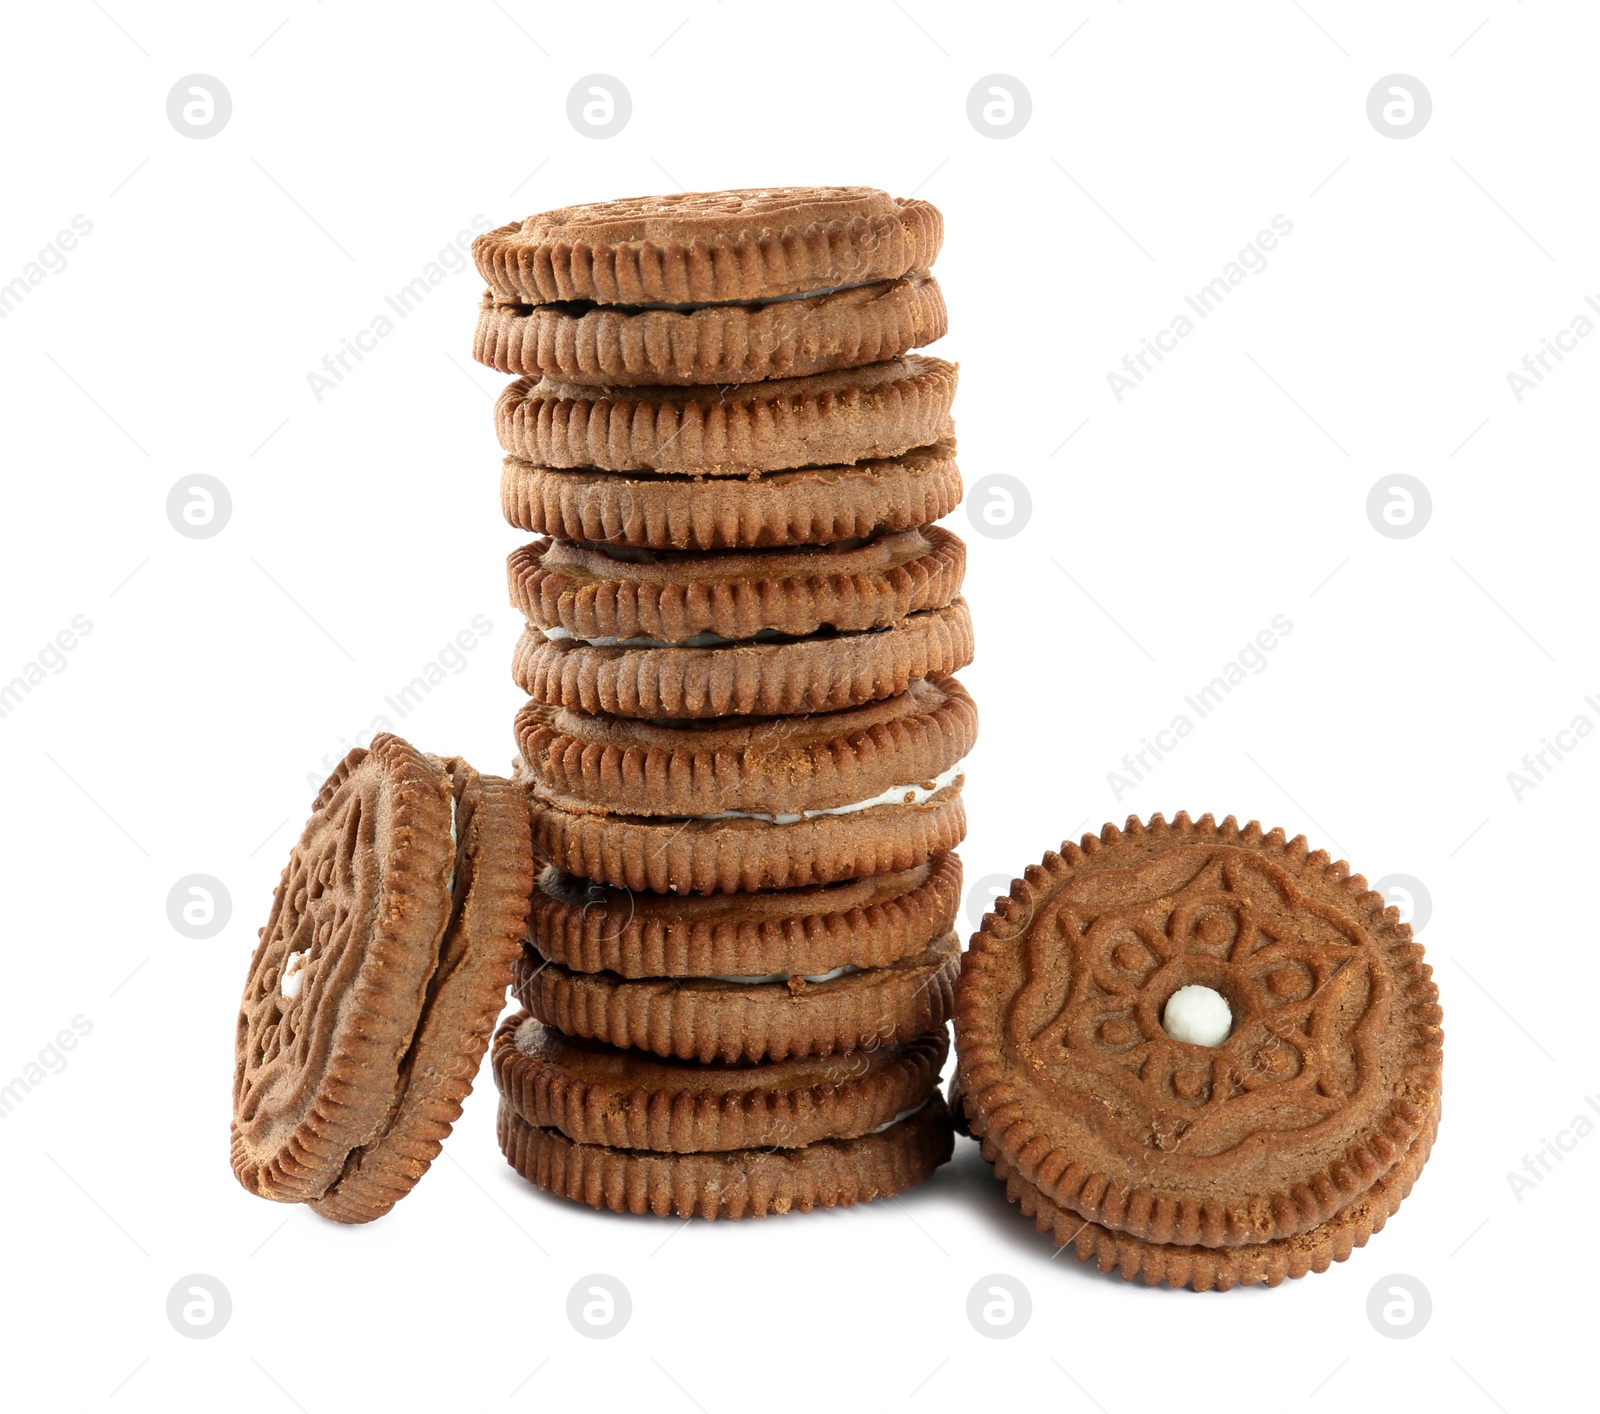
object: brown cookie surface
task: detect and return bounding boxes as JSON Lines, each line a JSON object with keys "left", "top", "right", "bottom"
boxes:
{"left": 522, "top": 768, "right": 966, "bottom": 894}
{"left": 496, "top": 1090, "right": 955, "bottom": 1218}
{"left": 508, "top": 526, "right": 965, "bottom": 645}
{"left": 528, "top": 853, "right": 961, "bottom": 978}
{"left": 512, "top": 600, "right": 974, "bottom": 719}
{"left": 515, "top": 931, "right": 960, "bottom": 1063}
{"left": 515, "top": 674, "right": 974, "bottom": 819}
{"left": 990, "top": 1106, "right": 1440, "bottom": 1292}
{"left": 495, "top": 355, "right": 957, "bottom": 474}
{"left": 499, "top": 439, "right": 961, "bottom": 550}
{"left": 231, "top": 737, "right": 533, "bottom": 1221}
{"left": 474, "top": 275, "right": 946, "bottom": 385}
{"left": 493, "top": 1011, "right": 947, "bottom": 1151}
{"left": 473, "top": 187, "right": 942, "bottom": 306}
{"left": 954, "top": 813, "right": 1444, "bottom": 1250}
{"left": 310, "top": 763, "right": 534, "bottom": 1223}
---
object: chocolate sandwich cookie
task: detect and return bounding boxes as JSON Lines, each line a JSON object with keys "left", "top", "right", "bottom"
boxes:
{"left": 492, "top": 1011, "right": 948, "bottom": 1151}
{"left": 529, "top": 852, "right": 961, "bottom": 978}
{"left": 511, "top": 681, "right": 972, "bottom": 896}
{"left": 508, "top": 526, "right": 965, "bottom": 646}
{"left": 514, "top": 674, "right": 975, "bottom": 821}
{"left": 231, "top": 735, "right": 534, "bottom": 1223}
{"left": 473, "top": 186, "right": 942, "bottom": 307}
{"left": 496, "top": 1090, "right": 955, "bottom": 1219}
{"left": 473, "top": 274, "right": 946, "bottom": 385}
{"left": 954, "top": 813, "right": 1443, "bottom": 1257}
{"left": 512, "top": 599, "right": 973, "bottom": 719}
{"left": 515, "top": 930, "right": 960, "bottom": 1063}
{"left": 494, "top": 356, "right": 957, "bottom": 474}
{"left": 520, "top": 760, "right": 966, "bottom": 895}
{"left": 499, "top": 438, "right": 962, "bottom": 551}
{"left": 508, "top": 520, "right": 969, "bottom": 720}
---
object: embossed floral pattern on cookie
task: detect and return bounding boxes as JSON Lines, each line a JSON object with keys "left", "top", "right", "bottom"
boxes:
{"left": 1013, "top": 845, "right": 1387, "bottom": 1158}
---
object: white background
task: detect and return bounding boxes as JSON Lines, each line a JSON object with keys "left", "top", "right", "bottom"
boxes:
{"left": 0, "top": 1, "right": 1592, "bottom": 1409}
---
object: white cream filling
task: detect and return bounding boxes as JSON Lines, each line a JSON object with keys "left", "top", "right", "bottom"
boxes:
{"left": 447, "top": 794, "right": 458, "bottom": 895}
{"left": 280, "top": 950, "right": 309, "bottom": 1000}
{"left": 869, "top": 1099, "right": 930, "bottom": 1135}
{"left": 543, "top": 626, "right": 791, "bottom": 649}
{"left": 701, "top": 762, "right": 963, "bottom": 825}
{"left": 705, "top": 964, "right": 857, "bottom": 986}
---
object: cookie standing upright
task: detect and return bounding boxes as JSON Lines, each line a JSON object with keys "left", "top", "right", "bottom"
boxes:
{"left": 471, "top": 187, "right": 972, "bottom": 1218}
{"left": 231, "top": 735, "right": 534, "bottom": 1223}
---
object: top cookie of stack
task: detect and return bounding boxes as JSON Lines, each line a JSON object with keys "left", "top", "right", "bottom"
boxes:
{"left": 474, "top": 186, "right": 945, "bottom": 385}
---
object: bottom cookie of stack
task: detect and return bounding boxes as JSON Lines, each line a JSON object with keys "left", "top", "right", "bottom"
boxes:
{"left": 492, "top": 1013, "right": 953, "bottom": 1218}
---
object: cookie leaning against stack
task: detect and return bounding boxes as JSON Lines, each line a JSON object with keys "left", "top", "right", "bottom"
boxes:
{"left": 472, "top": 188, "right": 970, "bottom": 1217}
{"left": 231, "top": 735, "right": 534, "bottom": 1223}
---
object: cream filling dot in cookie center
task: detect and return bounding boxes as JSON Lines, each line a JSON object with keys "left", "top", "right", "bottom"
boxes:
{"left": 700, "top": 762, "right": 964, "bottom": 825}
{"left": 280, "top": 949, "right": 310, "bottom": 1000}
{"left": 1162, "top": 984, "right": 1232, "bottom": 1046}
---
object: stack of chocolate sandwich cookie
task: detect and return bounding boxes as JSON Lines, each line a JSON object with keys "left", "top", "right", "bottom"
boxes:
{"left": 471, "top": 188, "right": 972, "bottom": 1217}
